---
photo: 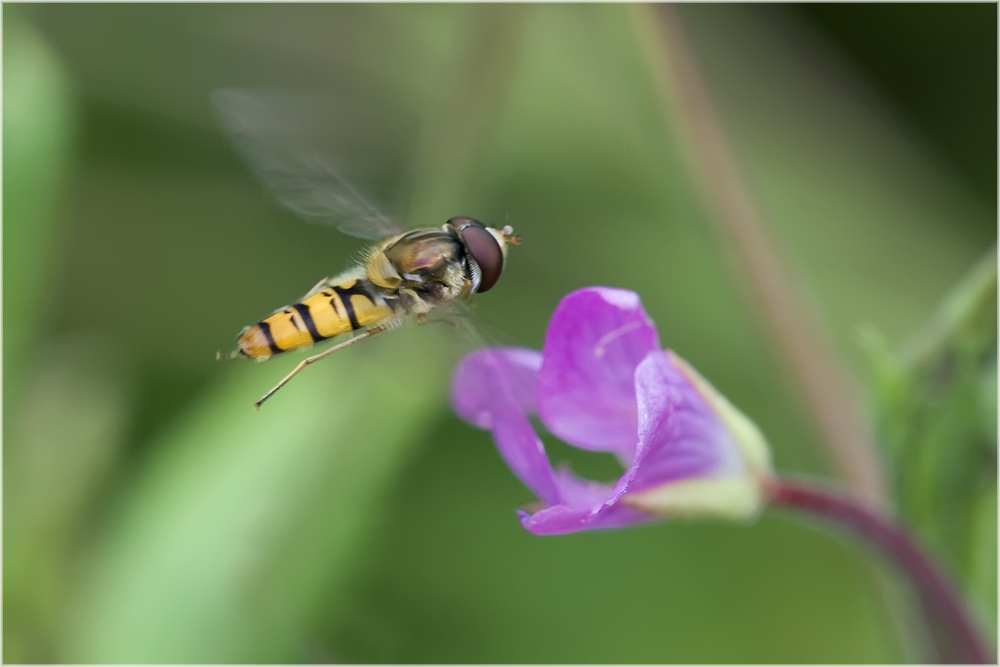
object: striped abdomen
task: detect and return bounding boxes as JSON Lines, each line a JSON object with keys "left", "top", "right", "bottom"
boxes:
{"left": 237, "top": 278, "right": 396, "bottom": 360}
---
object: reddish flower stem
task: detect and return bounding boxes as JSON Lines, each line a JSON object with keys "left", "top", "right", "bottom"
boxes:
{"left": 635, "top": 5, "right": 888, "bottom": 508}
{"left": 768, "top": 477, "right": 992, "bottom": 663}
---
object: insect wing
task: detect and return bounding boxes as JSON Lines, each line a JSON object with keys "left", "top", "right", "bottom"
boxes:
{"left": 443, "top": 299, "right": 540, "bottom": 418}
{"left": 212, "top": 89, "right": 408, "bottom": 240}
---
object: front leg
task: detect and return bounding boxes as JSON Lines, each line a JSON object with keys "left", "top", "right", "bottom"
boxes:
{"left": 417, "top": 312, "right": 461, "bottom": 331}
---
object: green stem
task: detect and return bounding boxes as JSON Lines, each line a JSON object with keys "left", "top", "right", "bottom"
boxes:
{"left": 768, "top": 477, "right": 992, "bottom": 664}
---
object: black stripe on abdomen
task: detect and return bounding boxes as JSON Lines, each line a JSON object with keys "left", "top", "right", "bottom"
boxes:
{"left": 331, "top": 285, "right": 362, "bottom": 330}
{"left": 291, "top": 303, "right": 329, "bottom": 343}
{"left": 257, "top": 320, "right": 284, "bottom": 355}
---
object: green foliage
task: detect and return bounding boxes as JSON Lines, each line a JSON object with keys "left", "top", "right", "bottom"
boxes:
{"left": 2, "top": 8, "right": 74, "bottom": 407}
{"left": 3, "top": 4, "right": 995, "bottom": 663}
{"left": 3, "top": 12, "right": 83, "bottom": 662}
{"left": 62, "top": 333, "right": 450, "bottom": 663}
{"left": 862, "top": 251, "right": 998, "bottom": 641}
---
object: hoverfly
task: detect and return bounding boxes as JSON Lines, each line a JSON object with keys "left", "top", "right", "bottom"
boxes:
{"left": 214, "top": 90, "right": 519, "bottom": 409}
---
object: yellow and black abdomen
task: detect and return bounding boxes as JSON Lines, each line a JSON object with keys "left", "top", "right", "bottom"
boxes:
{"left": 237, "top": 279, "right": 397, "bottom": 360}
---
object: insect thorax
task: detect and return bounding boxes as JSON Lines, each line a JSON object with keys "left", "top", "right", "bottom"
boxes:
{"left": 366, "top": 228, "right": 471, "bottom": 309}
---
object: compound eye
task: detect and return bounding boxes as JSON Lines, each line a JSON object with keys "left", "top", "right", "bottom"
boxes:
{"left": 459, "top": 223, "right": 503, "bottom": 292}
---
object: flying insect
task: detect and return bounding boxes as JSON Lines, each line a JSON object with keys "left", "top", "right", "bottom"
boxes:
{"left": 214, "top": 90, "right": 519, "bottom": 409}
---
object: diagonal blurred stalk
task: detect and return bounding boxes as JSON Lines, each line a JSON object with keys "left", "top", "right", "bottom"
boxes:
{"left": 632, "top": 4, "right": 886, "bottom": 509}
{"left": 409, "top": 4, "right": 528, "bottom": 221}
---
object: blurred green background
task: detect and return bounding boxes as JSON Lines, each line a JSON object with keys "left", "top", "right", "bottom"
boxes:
{"left": 4, "top": 4, "right": 996, "bottom": 663}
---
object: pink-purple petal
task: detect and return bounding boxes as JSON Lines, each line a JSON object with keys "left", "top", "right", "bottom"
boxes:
{"left": 451, "top": 287, "right": 769, "bottom": 535}
{"left": 451, "top": 349, "right": 560, "bottom": 505}
{"left": 518, "top": 499, "right": 656, "bottom": 535}
{"left": 514, "top": 463, "right": 659, "bottom": 535}
{"left": 451, "top": 348, "right": 542, "bottom": 426}
{"left": 537, "top": 287, "right": 660, "bottom": 456}
{"left": 628, "top": 351, "right": 744, "bottom": 493}
{"left": 516, "top": 351, "right": 741, "bottom": 536}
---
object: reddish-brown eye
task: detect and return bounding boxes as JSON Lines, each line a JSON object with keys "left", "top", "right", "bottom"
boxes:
{"left": 457, "top": 220, "right": 503, "bottom": 293}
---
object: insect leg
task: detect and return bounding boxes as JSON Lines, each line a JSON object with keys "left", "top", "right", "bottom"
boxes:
{"left": 252, "top": 324, "right": 389, "bottom": 410}
{"left": 417, "top": 313, "right": 461, "bottom": 331}
{"left": 299, "top": 277, "right": 332, "bottom": 301}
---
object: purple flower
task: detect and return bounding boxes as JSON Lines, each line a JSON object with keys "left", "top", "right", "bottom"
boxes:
{"left": 451, "top": 287, "right": 773, "bottom": 535}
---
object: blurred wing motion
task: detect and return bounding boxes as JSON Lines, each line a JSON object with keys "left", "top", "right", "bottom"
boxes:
{"left": 447, "top": 298, "right": 518, "bottom": 351}
{"left": 217, "top": 89, "right": 522, "bottom": 410}
{"left": 212, "top": 89, "right": 408, "bottom": 240}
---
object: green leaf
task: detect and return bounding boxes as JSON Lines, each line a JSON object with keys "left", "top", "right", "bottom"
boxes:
{"left": 2, "top": 10, "right": 74, "bottom": 402}
{"left": 61, "top": 330, "right": 450, "bottom": 663}
{"left": 3, "top": 336, "right": 131, "bottom": 663}
{"left": 863, "top": 250, "right": 998, "bottom": 642}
